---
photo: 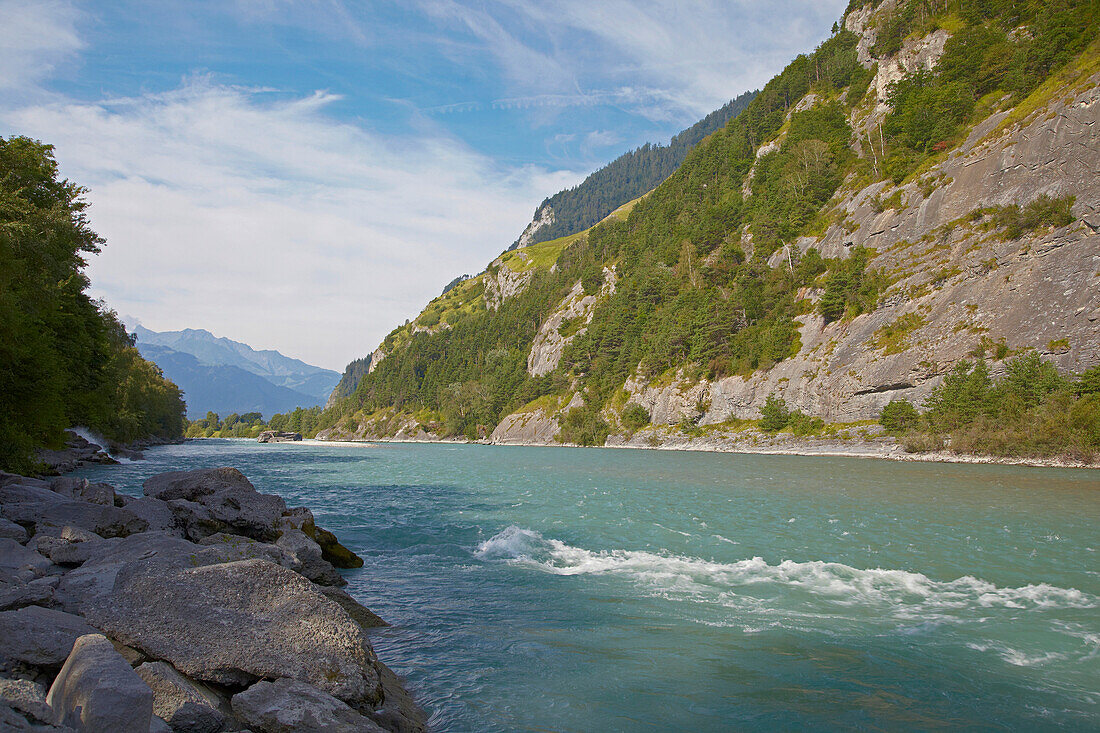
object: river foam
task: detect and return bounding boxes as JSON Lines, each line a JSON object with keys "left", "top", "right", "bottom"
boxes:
{"left": 475, "top": 526, "right": 1096, "bottom": 613}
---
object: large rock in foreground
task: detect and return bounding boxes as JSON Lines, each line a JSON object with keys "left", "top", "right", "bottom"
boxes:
{"left": 46, "top": 634, "right": 152, "bottom": 733}
{"left": 85, "top": 558, "right": 382, "bottom": 705}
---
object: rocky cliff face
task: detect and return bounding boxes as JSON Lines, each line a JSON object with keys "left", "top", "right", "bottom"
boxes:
{"left": 489, "top": 9, "right": 1100, "bottom": 442}
{"left": 527, "top": 267, "right": 617, "bottom": 377}
{"left": 323, "top": 0, "right": 1099, "bottom": 450}
{"left": 513, "top": 205, "right": 555, "bottom": 250}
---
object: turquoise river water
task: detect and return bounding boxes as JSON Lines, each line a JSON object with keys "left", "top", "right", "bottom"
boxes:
{"left": 77, "top": 440, "right": 1099, "bottom": 731}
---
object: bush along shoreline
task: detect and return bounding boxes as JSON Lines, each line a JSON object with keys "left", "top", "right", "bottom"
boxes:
{"left": 877, "top": 353, "right": 1100, "bottom": 463}
{"left": 0, "top": 466, "right": 425, "bottom": 733}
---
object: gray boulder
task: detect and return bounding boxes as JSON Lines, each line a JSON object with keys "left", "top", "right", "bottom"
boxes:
{"left": 0, "top": 700, "right": 75, "bottom": 731}
{"left": 0, "top": 678, "right": 54, "bottom": 726}
{"left": 52, "top": 533, "right": 197, "bottom": 615}
{"left": 319, "top": 587, "right": 387, "bottom": 630}
{"left": 0, "top": 539, "right": 52, "bottom": 578}
{"left": 276, "top": 529, "right": 344, "bottom": 586}
{"left": 48, "top": 478, "right": 115, "bottom": 507}
{"left": 46, "top": 634, "right": 153, "bottom": 733}
{"left": 143, "top": 468, "right": 286, "bottom": 541}
{"left": 122, "top": 497, "right": 182, "bottom": 536}
{"left": 136, "top": 661, "right": 227, "bottom": 733}
{"left": 4, "top": 500, "right": 147, "bottom": 539}
{"left": 85, "top": 558, "right": 382, "bottom": 706}
{"left": 0, "top": 518, "right": 28, "bottom": 544}
{"left": 0, "top": 607, "right": 98, "bottom": 679}
{"left": 0, "top": 576, "right": 57, "bottom": 612}
{"left": 47, "top": 539, "right": 109, "bottom": 567}
{"left": 35, "top": 502, "right": 147, "bottom": 539}
{"left": 195, "top": 532, "right": 296, "bottom": 569}
{"left": 231, "top": 678, "right": 385, "bottom": 733}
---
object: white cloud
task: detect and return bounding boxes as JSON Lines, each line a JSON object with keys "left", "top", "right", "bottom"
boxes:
{"left": 3, "top": 79, "right": 582, "bottom": 369}
{"left": 0, "top": 0, "right": 83, "bottom": 90}
{"left": 415, "top": 0, "right": 847, "bottom": 120}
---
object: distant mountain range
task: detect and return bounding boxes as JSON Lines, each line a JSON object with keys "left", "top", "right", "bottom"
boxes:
{"left": 131, "top": 325, "right": 340, "bottom": 419}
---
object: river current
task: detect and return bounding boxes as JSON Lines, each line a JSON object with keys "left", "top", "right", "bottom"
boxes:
{"left": 77, "top": 440, "right": 1099, "bottom": 731}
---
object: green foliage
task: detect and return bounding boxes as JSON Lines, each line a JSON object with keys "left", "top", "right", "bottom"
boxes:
{"left": 788, "top": 410, "right": 825, "bottom": 436}
{"left": 581, "top": 265, "right": 604, "bottom": 295}
{"left": 1077, "top": 366, "right": 1100, "bottom": 396}
{"left": 620, "top": 403, "right": 651, "bottom": 432}
{"left": 880, "top": 399, "right": 920, "bottom": 433}
{"left": 875, "top": 0, "right": 1099, "bottom": 182}
{"left": 0, "top": 136, "right": 184, "bottom": 471}
{"left": 819, "top": 246, "right": 883, "bottom": 322}
{"left": 987, "top": 195, "right": 1076, "bottom": 239}
{"left": 896, "top": 352, "right": 1097, "bottom": 460}
{"left": 558, "top": 405, "right": 611, "bottom": 446}
{"left": 516, "top": 91, "right": 758, "bottom": 247}
{"left": 319, "top": 1, "right": 1097, "bottom": 450}
{"left": 760, "top": 394, "right": 791, "bottom": 432}
{"left": 874, "top": 312, "right": 925, "bottom": 354}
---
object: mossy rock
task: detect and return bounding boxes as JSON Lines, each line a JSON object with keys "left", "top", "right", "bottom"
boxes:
{"left": 305, "top": 525, "right": 364, "bottom": 569}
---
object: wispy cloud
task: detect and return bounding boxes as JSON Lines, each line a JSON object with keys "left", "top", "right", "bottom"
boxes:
{"left": 411, "top": 0, "right": 846, "bottom": 120}
{"left": 3, "top": 77, "right": 582, "bottom": 368}
{"left": 0, "top": 0, "right": 83, "bottom": 91}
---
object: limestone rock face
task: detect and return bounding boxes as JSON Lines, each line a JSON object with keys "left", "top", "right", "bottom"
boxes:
{"left": 484, "top": 261, "right": 533, "bottom": 311}
{"left": 232, "top": 678, "right": 386, "bottom": 733}
{"left": 46, "top": 634, "right": 152, "bottom": 733}
{"left": 623, "top": 370, "right": 711, "bottom": 426}
{"left": 143, "top": 468, "right": 286, "bottom": 541}
{"left": 85, "top": 558, "right": 382, "bottom": 706}
{"left": 513, "top": 204, "right": 555, "bottom": 250}
{"left": 527, "top": 267, "right": 617, "bottom": 377}
{"left": 489, "top": 408, "right": 560, "bottom": 445}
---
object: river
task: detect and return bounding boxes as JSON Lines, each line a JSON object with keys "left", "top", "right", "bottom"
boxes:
{"left": 76, "top": 440, "right": 1100, "bottom": 731}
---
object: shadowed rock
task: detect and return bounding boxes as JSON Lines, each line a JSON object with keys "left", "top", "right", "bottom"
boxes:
{"left": 0, "top": 678, "right": 54, "bottom": 727}
{"left": 276, "top": 528, "right": 344, "bottom": 586}
{"left": 0, "top": 607, "right": 98, "bottom": 679}
{"left": 0, "top": 539, "right": 52, "bottom": 578}
{"left": 232, "top": 678, "right": 386, "bottom": 733}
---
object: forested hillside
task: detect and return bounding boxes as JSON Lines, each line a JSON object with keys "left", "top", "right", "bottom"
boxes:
{"left": 319, "top": 0, "right": 1100, "bottom": 461}
{"left": 0, "top": 136, "right": 186, "bottom": 472}
{"left": 512, "top": 90, "right": 758, "bottom": 248}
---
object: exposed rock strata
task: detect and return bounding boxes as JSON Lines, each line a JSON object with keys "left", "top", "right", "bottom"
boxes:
{"left": 527, "top": 267, "right": 617, "bottom": 377}
{"left": 0, "top": 466, "right": 425, "bottom": 733}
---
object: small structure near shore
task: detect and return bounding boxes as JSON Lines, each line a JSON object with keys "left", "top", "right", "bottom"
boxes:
{"left": 257, "top": 431, "right": 302, "bottom": 443}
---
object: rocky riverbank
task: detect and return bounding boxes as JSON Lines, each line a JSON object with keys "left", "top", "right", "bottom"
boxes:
{"left": 0, "top": 466, "right": 425, "bottom": 732}
{"left": 35, "top": 430, "right": 186, "bottom": 476}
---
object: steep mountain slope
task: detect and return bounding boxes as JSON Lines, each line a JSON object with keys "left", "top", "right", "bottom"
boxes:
{"left": 319, "top": 0, "right": 1099, "bottom": 451}
{"left": 512, "top": 90, "right": 758, "bottom": 249}
{"left": 132, "top": 326, "right": 340, "bottom": 417}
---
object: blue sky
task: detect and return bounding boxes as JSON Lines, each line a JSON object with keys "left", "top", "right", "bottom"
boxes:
{"left": 1, "top": 0, "right": 846, "bottom": 369}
